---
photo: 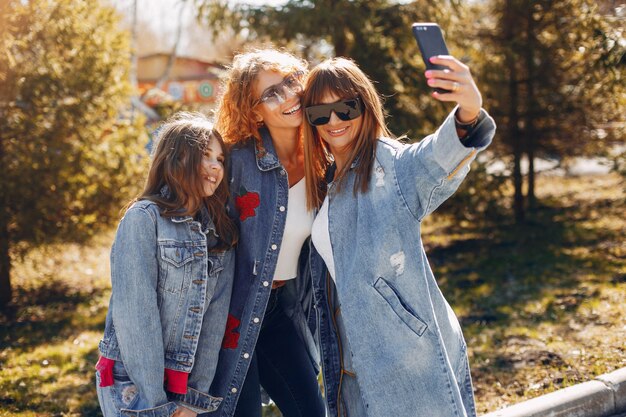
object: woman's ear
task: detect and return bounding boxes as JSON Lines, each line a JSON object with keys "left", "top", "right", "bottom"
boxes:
{"left": 252, "top": 110, "right": 264, "bottom": 126}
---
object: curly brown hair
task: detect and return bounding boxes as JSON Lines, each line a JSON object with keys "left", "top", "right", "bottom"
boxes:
{"left": 215, "top": 48, "right": 308, "bottom": 145}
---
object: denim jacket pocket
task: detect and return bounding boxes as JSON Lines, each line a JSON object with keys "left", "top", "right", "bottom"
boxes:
{"left": 120, "top": 401, "right": 179, "bottom": 417}
{"left": 159, "top": 242, "right": 194, "bottom": 268}
{"left": 158, "top": 241, "right": 194, "bottom": 294}
{"left": 373, "top": 277, "right": 428, "bottom": 337}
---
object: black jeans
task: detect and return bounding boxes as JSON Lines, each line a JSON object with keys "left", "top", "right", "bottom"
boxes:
{"left": 233, "top": 287, "right": 325, "bottom": 417}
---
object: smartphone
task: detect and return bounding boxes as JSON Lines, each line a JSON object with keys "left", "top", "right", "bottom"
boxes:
{"left": 412, "top": 22, "right": 450, "bottom": 93}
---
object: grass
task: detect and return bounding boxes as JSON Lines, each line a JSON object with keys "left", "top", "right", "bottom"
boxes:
{"left": 422, "top": 172, "right": 626, "bottom": 413}
{"left": 0, "top": 232, "right": 113, "bottom": 417}
{"left": 0, "top": 172, "right": 624, "bottom": 416}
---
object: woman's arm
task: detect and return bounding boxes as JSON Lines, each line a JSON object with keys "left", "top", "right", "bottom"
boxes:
{"left": 110, "top": 206, "right": 169, "bottom": 407}
{"left": 394, "top": 56, "right": 496, "bottom": 220}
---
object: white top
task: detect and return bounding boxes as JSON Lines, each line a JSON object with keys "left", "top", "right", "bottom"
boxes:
{"left": 311, "top": 196, "right": 336, "bottom": 281}
{"left": 273, "top": 178, "right": 315, "bottom": 281}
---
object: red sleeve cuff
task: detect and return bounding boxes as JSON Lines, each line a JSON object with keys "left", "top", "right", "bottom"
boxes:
{"left": 96, "top": 357, "right": 189, "bottom": 395}
{"left": 164, "top": 368, "right": 189, "bottom": 395}
{"left": 95, "top": 356, "right": 115, "bottom": 387}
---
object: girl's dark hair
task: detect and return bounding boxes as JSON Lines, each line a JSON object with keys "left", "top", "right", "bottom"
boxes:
{"left": 137, "top": 112, "right": 237, "bottom": 250}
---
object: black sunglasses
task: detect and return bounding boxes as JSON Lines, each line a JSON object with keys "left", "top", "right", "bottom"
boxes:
{"left": 305, "top": 97, "right": 364, "bottom": 126}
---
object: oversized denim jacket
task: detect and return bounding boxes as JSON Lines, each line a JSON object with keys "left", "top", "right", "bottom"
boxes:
{"left": 313, "top": 108, "right": 496, "bottom": 417}
{"left": 204, "top": 127, "right": 321, "bottom": 416}
{"left": 98, "top": 197, "right": 235, "bottom": 416}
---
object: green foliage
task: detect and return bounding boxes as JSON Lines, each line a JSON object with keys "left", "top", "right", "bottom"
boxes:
{"left": 480, "top": 4, "right": 623, "bottom": 163}
{"left": 438, "top": 158, "right": 509, "bottom": 221}
{"left": 0, "top": 0, "right": 148, "bottom": 306}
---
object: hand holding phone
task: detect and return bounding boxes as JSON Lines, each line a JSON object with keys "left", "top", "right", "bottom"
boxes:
{"left": 411, "top": 22, "right": 483, "bottom": 122}
{"left": 412, "top": 23, "right": 451, "bottom": 93}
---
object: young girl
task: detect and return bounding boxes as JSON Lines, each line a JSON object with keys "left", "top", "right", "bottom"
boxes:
{"left": 95, "top": 113, "right": 238, "bottom": 417}
{"left": 208, "top": 49, "right": 325, "bottom": 417}
{"left": 302, "top": 57, "right": 496, "bottom": 417}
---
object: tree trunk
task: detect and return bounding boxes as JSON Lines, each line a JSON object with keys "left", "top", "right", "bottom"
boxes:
{"left": 156, "top": 0, "right": 186, "bottom": 89}
{"left": 505, "top": 0, "right": 525, "bottom": 223}
{"left": 527, "top": 147, "right": 536, "bottom": 209}
{"left": 0, "top": 217, "right": 11, "bottom": 309}
{"left": 0, "top": 118, "right": 10, "bottom": 309}
{"left": 525, "top": 0, "right": 537, "bottom": 210}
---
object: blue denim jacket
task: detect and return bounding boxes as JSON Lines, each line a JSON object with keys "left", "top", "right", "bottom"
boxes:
{"left": 313, "top": 109, "right": 496, "bottom": 417}
{"left": 205, "top": 127, "right": 321, "bottom": 416}
{"left": 98, "top": 197, "right": 235, "bottom": 416}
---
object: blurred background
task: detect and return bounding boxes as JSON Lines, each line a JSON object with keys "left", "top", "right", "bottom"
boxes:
{"left": 0, "top": 0, "right": 624, "bottom": 415}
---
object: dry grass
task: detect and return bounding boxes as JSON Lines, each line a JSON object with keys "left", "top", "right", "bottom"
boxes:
{"left": 423, "top": 173, "right": 626, "bottom": 413}
{"left": 0, "top": 173, "right": 624, "bottom": 416}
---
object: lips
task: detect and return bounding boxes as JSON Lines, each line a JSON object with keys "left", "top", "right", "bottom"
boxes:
{"left": 326, "top": 126, "right": 349, "bottom": 136}
{"left": 282, "top": 103, "right": 301, "bottom": 115}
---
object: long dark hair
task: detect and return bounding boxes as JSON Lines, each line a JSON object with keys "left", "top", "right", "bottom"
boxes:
{"left": 303, "top": 57, "right": 391, "bottom": 210}
{"left": 137, "top": 112, "right": 237, "bottom": 250}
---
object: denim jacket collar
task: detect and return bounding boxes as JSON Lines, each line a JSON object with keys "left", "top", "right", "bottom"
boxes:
{"left": 158, "top": 185, "right": 218, "bottom": 237}
{"left": 254, "top": 127, "right": 282, "bottom": 172}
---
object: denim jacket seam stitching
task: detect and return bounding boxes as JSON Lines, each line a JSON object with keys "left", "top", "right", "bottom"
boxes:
{"left": 392, "top": 149, "right": 426, "bottom": 222}
{"left": 128, "top": 205, "right": 157, "bottom": 226}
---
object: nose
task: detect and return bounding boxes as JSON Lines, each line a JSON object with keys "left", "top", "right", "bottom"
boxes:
{"left": 206, "top": 160, "right": 221, "bottom": 171}
{"left": 328, "top": 111, "right": 341, "bottom": 125}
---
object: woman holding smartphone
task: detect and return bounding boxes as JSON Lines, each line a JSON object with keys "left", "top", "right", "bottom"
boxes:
{"left": 301, "top": 56, "right": 496, "bottom": 417}
{"left": 209, "top": 49, "right": 325, "bottom": 417}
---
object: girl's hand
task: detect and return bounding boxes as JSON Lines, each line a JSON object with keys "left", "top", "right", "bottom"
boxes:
{"left": 425, "top": 55, "right": 483, "bottom": 122}
{"left": 172, "top": 407, "right": 197, "bottom": 417}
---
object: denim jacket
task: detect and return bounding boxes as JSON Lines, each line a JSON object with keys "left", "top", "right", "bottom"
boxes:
{"left": 313, "top": 109, "right": 496, "bottom": 417}
{"left": 205, "top": 127, "right": 320, "bottom": 416}
{"left": 98, "top": 196, "right": 235, "bottom": 416}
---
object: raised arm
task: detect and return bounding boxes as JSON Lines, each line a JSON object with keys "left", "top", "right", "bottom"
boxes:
{"left": 395, "top": 56, "right": 496, "bottom": 220}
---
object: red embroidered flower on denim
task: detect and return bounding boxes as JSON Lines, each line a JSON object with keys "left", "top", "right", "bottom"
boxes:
{"left": 235, "top": 186, "right": 260, "bottom": 221}
{"left": 222, "top": 314, "right": 241, "bottom": 349}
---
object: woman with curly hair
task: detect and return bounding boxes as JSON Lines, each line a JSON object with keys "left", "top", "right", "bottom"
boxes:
{"left": 208, "top": 49, "right": 325, "bottom": 417}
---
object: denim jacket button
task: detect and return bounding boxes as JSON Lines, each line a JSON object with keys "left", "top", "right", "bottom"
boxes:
{"left": 280, "top": 169, "right": 286, "bottom": 175}
{"left": 279, "top": 206, "right": 285, "bottom": 212}
{"left": 271, "top": 244, "right": 277, "bottom": 250}
{"left": 194, "top": 251, "right": 204, "bottom": 257}
{"left": 253, "top": 317, "right": 260, "bottom": 323}
{"left": 231, "top": 387, "right": 238, "bottom": 393}
{"left": 262, "top": 281, "right": 269, "bottom": 287}
{"left": 193, "top": 279, "right": 203, "bottom": 284}
{"left": 243, "top": 353, "right": 250, "bottom": 359}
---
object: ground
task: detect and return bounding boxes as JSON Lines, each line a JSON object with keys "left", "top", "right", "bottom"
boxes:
{"left": 423, "top": 172, "right": 626, "bottom": 413}
{"left": 0, "top": 172, "right": 624, "bottom": 416}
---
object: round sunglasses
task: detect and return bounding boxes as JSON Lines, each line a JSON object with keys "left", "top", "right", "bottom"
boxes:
{"left": 304, "top": 97, "right": 364, "bottom": 126}
{"left": 253, "top": 71, "right": 305, "bottom": 109}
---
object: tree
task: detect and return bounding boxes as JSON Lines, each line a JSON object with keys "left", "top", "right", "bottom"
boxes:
{"left": 476, "top": 0, "right": 625, "bottom": 222}
{"left": 196, "top": 1, "right": 519, "bottom": 222}
{"left": 196, "top": 0, "right": 465, "bottom": 139}
{"left": 0, "top": 0, "right": 148, "bottom": 309}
